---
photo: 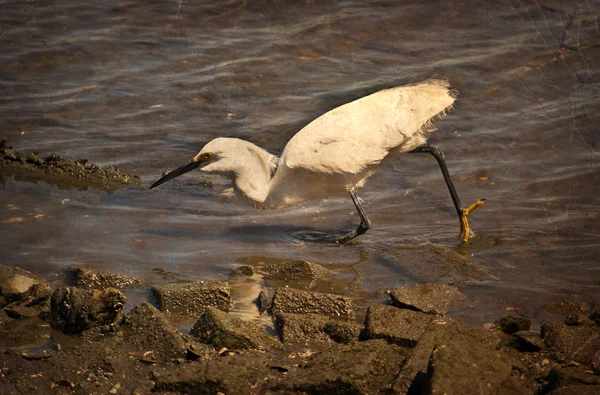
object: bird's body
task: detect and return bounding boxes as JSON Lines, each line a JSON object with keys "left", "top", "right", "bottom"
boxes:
{"left": 196, "top": 79, "right": 455, "bottom": 209}
{"left": 151, "top": 79, "right": 483, "bottom": 243}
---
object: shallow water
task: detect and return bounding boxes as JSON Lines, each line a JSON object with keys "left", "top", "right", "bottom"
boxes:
{"left": 1, "top": 0, "right": 599, "bottom": 327}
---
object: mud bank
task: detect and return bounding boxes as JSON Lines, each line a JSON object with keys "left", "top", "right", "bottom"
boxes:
{"left": 1, "top": 263, "right": 599, "bottom": 394}
{"left": 0, "top": 140, "right": 141, "bottom": 192}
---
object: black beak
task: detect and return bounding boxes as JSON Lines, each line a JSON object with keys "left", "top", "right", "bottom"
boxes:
{"left": 149, "top": 160, "right": 200, "bottom": 189}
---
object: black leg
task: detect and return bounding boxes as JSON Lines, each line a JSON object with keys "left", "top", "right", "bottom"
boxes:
{"left": 409, "top": 145, "right": 464, "bottom": 217}
{"left": 336, "top": 188, "right": 372, "bottom": 244}
{"left": 409, "top": 145, "right": 484, "bottom": 242}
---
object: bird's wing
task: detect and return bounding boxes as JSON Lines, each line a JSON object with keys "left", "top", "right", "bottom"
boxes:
{"left": 281, "top": 79, "right": 456, "bottom": 174}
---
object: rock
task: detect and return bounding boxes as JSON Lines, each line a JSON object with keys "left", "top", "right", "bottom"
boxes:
{"left": 190, "top": 307, "right": 280, "bottom": 351}
{"left": 276, "top": 340, "right": 407, "bottom": 394}
{"left": 547, "top": 386, "right": 600, "bottom": 395}
{"left": 269, "top": 288, "right": 352, "bottom": 318}
{"left": 392, "top": 318, "right": 503, "bottom": 394}
{"left": 262, "top": 260, "right": 330, "bottom": 288}
{"left": 0, "top": 264, "right": 53, "bottom": 308}
{"left": 541, "top": 322, "right": 600, "bottom": 366}
{"left": 565, "top": 314, "right": 596, "bottom": 327}
{"left": 494, "top": 316, "right": 532, "bottom": 335}
{"left": 363, "top": 304, "right": 432, "bottom": 347}
{"left": 152, "top": 281, "right": 230, "bottom": 316}
{"left": 545, "top": 300, "right": 589, "bottom": 316}
{"left": 4, "top": 303, "right": 43, "bottom": 319}
{"left": 387, "top": 283, "right": 469, "bottom": 316}
{"left": 274, "top": 313, "right": 361, "bottom": 344}
{"left": 544, "top": 367, "right": 600, "bottom": 393}
{"left": 72, "top": 266, "right": 141, "bottom": 290}
{"left": 513, "top": 330, "right": 545, "bottom": 352}
{"left": 424, "top": 329, "right": 516, "bottom": 394}
{"left": 122, "top": 302, "right": 186, "bottom": 361}
{"left": 50, "top": 286, "right": 126, "bottom": 334}
{"left": 152, "top": 351, "right": 276, "bottom": 394}
{"left": 589, "top": 311, "right": 600, "bottom": 326}
{"left": 230, "top": 265, "right": 254, "bottom": 277}
{"left": 255, "top": 290, "right": 271, "bottom": 313}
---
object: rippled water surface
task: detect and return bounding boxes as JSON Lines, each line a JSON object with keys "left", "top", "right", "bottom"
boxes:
{"left": 1, "top": 0, "right": 599, "bottom": 326}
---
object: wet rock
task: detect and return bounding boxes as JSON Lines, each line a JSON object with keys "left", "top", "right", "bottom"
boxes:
{"left": 565, "top": 314, "right": 596, "bottom": 327}
{"left": 122, "top": 302, "right": 186, "bottom": 361}
{"left": 589, "top": 310, "right": 600, "bottom": 326}
{"left": 262, "top": 259, "right": 330, "bottom": 287}
{"left": 230, "top": 265, "right": 254, "bottom": 277}
{"left": 547, "top": 386, "right": 600, "bottom": 395}
{"left": 72, "top": 266, "right": 141, "bottom": 290}
{"left": 0, "top": 140, "right": 141, "bottom": 193}
{"left": 152, "top": 351, "right": 275, "bottom": 394}
{"left": 152, "top": 281, "right": 230, "bottom": 316}
{"left": 274, "top": 313, "right": 361, "bottom": 344}
{"left": 494, "top": 315, "right": 532, "bottom": 335}
{"left": 544, "top": 367, "right": 600, "bottom": 393}
{"left": 50, "top": 286, "right": 126, "bottom": 334}
{"left": 424, "top": 328, "right": 517, "bottom": 394}
{"left": 514, "top": 330, "right": 545, "bottom": 352}
{"left": 545, "top": 300, "right": 589, "bottom": 316}
{"left": 541, "top": 322, "right": 600, "bottom": 366}
{"left": 269, "top": 288, "right": 353, "bottom": 318}
{"left": 363, "top": 304, "right": 432, "bottom": 347}
{"left": 275, "top": 340, "right": 406, "bottom": 394}
{"left": 255, "top": 290, "right": 271, "bottom": 313}
{"left": 4, "top": 303, "right": 43, "bottom": 319}
{"left": 387, "top": 283, "right": 469, "bottom": 316}
{"left": 0, "top": 264, "right": 53, "bottom": 308}
{"left": 190, "top": 306, "right": 280, "bottom": 351}
{"left": 392, "top": 318, "right": 502, "bottom": 394}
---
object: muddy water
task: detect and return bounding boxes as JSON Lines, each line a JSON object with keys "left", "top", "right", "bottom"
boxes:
{"left": 1, "top": 0, "right": 599, "bottom": 327}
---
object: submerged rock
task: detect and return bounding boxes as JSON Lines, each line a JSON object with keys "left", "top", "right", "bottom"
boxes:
{"left": 269, "top": 288, "right": 353, "bottom": 318}
{"left": 122, "top": 302, "right": 186, "bottom": 361}
{"left": 274, "top": 313, "right": 361, "bottom": 344}
{"left": 363, "top": 304, "right": 432, "bottom": 347}
{"left": 387, "top": 283, "right": 469, "bottom": 316}
{"left": 50, "top": 286, "right": 126, "bottom": 334}
{"left": 152, "top": 281, "right": 230, "bottom": 316}
{"left": 230, "top": 265, "right": 254, "bottom": 277}
{"left": 541, "top": 322, "right": 600, "bottom": 366}
{"left": 494, "top": 315, "right": 532, "bottom": 335}
{"left": 72, "top": 266, "right": 142, "bottom": 290}
{"left": 190, "top": 307, "right": 280, "bottom": 351}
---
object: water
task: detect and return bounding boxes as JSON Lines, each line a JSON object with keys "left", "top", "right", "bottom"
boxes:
{"left": 1, "top": 0, "right": 599, "bottom": 327}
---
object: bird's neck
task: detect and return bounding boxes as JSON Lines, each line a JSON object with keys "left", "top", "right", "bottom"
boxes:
{"left": 229, "top": 145, "right": 278, "bottom": 209}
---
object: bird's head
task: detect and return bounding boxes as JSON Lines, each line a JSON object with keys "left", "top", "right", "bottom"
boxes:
{"left": 149, "top": 137, "right": 254, "bottom": 189}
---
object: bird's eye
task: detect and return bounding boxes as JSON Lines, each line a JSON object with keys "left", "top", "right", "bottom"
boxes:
{"left": 203, "top": 152, "right": 213, "bottom": 160}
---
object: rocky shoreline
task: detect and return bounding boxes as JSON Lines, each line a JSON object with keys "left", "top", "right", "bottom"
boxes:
{"left": 1, "top": 261, "right": 599, "bottom": 394}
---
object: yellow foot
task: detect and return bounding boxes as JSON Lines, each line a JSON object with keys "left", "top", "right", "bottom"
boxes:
{"left": 459, "top": 199, "right": 485, "bottom": 243}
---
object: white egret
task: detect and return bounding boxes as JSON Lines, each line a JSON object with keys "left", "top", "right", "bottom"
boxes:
{"left": 150, "top": 79, "right": 484, "bottom": 243}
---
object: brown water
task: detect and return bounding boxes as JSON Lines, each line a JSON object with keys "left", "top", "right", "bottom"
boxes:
{"left": 1, "top": 0, "right": 599, "bottom": 327}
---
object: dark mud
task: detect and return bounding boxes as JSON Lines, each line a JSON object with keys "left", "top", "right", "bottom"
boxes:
{"left": 1, "top": 263, "right": 599, "bottom": 394}
{"left": 0, "top": 140, "right": 140, "bottom": 193}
